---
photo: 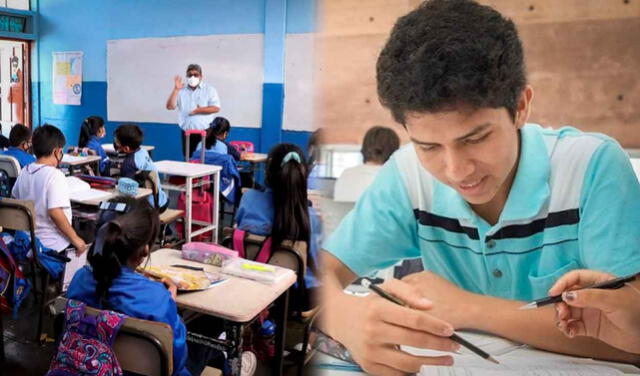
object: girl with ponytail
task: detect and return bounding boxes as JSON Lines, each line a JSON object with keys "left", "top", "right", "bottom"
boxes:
{"left": 77, "top": 116, "right": 110, "bottom": 175}
{"left": 66, "top": 197, "right": 197, "bottom": 375}
{"left": 67, "top": 197, "right": 249, "bottom": 376}
{"left": 194, "top": 116, "right": 241, "bottom": 161}
{"left": 235, "top": 143, "right": 322, "bottom": 309}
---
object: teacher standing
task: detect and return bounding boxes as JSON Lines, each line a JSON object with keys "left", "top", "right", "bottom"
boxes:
{"left": 166, "top": 63, "right": 220, "bottom": 159}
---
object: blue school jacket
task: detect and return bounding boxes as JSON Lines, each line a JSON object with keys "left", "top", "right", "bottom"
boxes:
{"left": 1, "top": 147, "right": 35, "bottom": 168}
{"left": 85, "top": 136, "right": 110, "bottom": 176}
{"left": 67, "top": 266, "right": 190, "bottom": 376}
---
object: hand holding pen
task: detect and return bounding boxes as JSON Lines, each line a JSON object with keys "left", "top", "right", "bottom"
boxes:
{"left": 544, "top": 269, "right": 640, "bottom": 354}
{"left": 361, "top": 278, "right": 499, "bottom": 364}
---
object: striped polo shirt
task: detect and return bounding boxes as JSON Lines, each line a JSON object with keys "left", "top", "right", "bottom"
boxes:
{"left": 324, "top": 124, "right": 640, "bottom": 301}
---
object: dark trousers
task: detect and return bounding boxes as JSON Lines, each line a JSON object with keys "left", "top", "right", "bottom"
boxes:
{"left": 182, "top": 131, "right": 203, "bottom": 160}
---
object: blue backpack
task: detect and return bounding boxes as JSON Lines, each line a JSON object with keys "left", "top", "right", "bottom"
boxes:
{"left": 0, "top": 237, "right": 30, "bottom": 317}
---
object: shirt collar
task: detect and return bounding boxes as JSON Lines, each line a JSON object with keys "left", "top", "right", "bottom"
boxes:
{"left": 430, "top": 123, "right": 550, "bottom": 222}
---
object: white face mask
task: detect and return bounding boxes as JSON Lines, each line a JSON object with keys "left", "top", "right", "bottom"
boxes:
{"left": 187, "top": 76, "right": 200, "bottom": 87}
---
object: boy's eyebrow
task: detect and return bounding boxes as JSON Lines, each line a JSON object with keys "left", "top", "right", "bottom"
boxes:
{"left": 410, "top": 123, "right": 493, "bottom": 146}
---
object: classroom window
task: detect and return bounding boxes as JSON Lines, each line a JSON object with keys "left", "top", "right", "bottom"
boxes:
{"left": 0, "top": 0, "right": 30, "bottom": 11}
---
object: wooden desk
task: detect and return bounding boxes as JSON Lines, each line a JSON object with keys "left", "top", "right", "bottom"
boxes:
{"left": 61, "top": 154, "right": 102, "bottom": 175}
{"left": 155, "top": 160, "right": 222, "bottom": 243}
{"left": 146, "top": 249, "right": 296, "bottom": 376}
{"left": 241, "top": 152, "right": 267, "bottom": 163}
{"left": 70, "top": 188, "right": 152, "bottom": 206}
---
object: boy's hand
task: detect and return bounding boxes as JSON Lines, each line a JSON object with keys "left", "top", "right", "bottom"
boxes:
{"left": 71, "top": 236, "right": 88, "bottom": 255}
{"left": 549, "top": 269, "right": 640, "bottom": 354}
{"left": 326, "top": 278, "right": 458, "bottom": 375}
{"left": 401, "top": 271, "right": 475, "bottom": 329}
{"left": 161, "top": 277, "right": 178, "bottom": 300}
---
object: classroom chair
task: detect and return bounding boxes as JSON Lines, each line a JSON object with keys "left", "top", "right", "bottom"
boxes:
{"left": 0, "top": 155, "right": 20, "bottom": 198}
{"left": 221, "top": 227, "right": 316, "bottom": 374}
{"left": 51, "top": 296, "right": 173, "bottom": 376}
{"left": 0, "top": 198, "right": 49, "bottom": 344}
{"left": 137, "top": 170, "right": 184, "bottom": 246}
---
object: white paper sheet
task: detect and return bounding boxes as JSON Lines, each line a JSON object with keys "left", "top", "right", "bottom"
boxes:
{"left": 62, "top": 249, "right": 88, "bottom": 291}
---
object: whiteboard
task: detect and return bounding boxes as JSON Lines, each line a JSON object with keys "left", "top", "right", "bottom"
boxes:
{"left": 107, "top": 34, "right": 264, "bottom": 128}
{"left": 283, "top": 33, "right": 316, "bottom": 132}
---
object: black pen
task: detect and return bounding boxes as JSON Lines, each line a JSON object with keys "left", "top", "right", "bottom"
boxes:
{"left": 360, "top": 277, "right": 499, "bottom": 365}
{"left": 519, "top": 272, "right": 638, "bottom": 310}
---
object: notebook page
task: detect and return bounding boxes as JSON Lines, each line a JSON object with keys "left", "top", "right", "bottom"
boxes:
{"left": 420, "top": 358, "right": 623, "bottom": 376}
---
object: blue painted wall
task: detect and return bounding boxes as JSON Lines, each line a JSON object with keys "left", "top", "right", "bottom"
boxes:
{"left": 32, "top": 0, "right": 315, "bottom": 162}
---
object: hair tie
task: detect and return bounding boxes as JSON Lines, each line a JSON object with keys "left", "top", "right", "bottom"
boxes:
{"left": 281, "top": 151, "right": 301, "bottom": 167}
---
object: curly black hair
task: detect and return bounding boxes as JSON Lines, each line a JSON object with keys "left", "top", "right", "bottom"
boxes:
{"left": 376, "top": 0, "right": 526, "bottom": 125}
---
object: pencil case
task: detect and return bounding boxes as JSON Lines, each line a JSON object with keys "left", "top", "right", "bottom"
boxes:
{"left": 117, "top": 177, "right": 139, "bottom": 196}
{"left": 181, "top": 242, "right": 238, "bottom": 267}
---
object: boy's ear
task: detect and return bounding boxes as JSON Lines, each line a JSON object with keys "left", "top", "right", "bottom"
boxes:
{"left": 514, "top": 85, "right": 534, "bottom": 129}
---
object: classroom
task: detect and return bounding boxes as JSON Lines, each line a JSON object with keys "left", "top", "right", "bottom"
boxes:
{"left": 1, "top": 0, "right": 321, "bottom": 375}
{"left": 1, "top": 0, "right": 640, "bottom": 376}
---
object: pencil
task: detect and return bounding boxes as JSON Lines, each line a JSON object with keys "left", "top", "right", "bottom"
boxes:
{"left": 361, "top": 277, "right": 499, "bottom": 365}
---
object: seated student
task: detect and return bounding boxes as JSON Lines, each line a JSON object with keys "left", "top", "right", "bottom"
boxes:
{"left": 1, "top": 123, "right": 35, "bottom": 168}
{"left": 114, "top": 124, "right": 169, "bottom": 212}
{"left": 67, "top": 197, "right": 255, "bottom": 376}
{"left": 12, "top": 124, "right": 87, "bottom": 254}
{"left": 333, "top": 126, "right": 400, "bottom": 202}
{"left": 235, "top": 143, "right": 321, "bottom": 310}
{"left": 0, "top": 133, "right": 8, "bottom": 149}
{"left": 78, "top": 116, "right": 110, "bottom": 176}
{"left": 194, "top": 117, "right": 241, "bottom": 161}
{"left": 321, "top": 1, "right": 640, "bottom": 373}
{"left": 549, "top": 269, "right": 640, "bottom": 355}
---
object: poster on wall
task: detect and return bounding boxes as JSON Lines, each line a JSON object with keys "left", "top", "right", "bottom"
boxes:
{"left": 52, "top": 51, "right": 83, "bottom": 105}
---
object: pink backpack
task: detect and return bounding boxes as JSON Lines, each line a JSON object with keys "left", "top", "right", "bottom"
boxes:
{"left": 47, "top": 299, "right": 127, "bottom": 376}
{"left": 232, "top": 229, "right": 272, "bottom": 263}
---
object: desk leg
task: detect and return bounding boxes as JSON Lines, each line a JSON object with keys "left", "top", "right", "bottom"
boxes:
{"left": 213, "top": 170, "right": 219, "bottom": 243}
{"left": 225, "top": 321, "right": 244, "bottom": 376}
{"left": 186, "top": 177, "right": 193, "bottom": 242}
{"left": 273, "top": 289, "right": 290, "bottom": 376}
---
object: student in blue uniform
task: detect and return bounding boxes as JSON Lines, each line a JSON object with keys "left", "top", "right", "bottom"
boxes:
{"left": 114, "top": 124, "right": 168, "bottom": 212}
{"left": 1, "top": 123, "right": 35, "bottom": 168}
{"left": 235, "top": 143, "right": 321, "bottom": 310}
{"left": 320, "top": 1, "right": 640, "bottom": 373}
{"left": 194, "top": 117, "right": 241, "bottom": 161}
{"left": 78, "top": 116, "right": 110, "bottom": 176}
{"left": 67, "top": 197, "right": 235, "bottom": 376}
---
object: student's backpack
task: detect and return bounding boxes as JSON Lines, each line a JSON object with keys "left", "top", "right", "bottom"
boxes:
{"left": 176, "top": 188, "right": 215, "bottom": 242}
{"left": 0, "top": 237, "right": 30, "bottom": 317}
{"left": 47, "top": 299, "right": 127, "bottom": 376}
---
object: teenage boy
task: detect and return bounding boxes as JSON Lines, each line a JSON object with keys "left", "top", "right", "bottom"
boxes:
{"left": 12, "top": 124, "right": 87, "bottom": 254}
{"left": 1, "top": 123, "right": 35, "bottom": 168}
{"left": 321, "top": 1, "right": 640, "bottom": 374}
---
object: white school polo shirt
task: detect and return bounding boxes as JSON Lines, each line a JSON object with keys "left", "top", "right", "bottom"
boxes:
{"left": 324, "top": 124, "right": 640, "bottom": 301}
{"left": 12, "top": 163, "right": 72, "bottom": 251}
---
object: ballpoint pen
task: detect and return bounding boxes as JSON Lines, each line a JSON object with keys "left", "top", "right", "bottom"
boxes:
{"left": 361, "top": 277, "right": 499, "bottom": 364}
{"left": 519, "top": 273, "right": 638, "bottom": 310}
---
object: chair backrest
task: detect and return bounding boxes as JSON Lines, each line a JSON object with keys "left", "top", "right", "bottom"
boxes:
{"left": 222, "top": 227, "right": 308, "bottom": 278}
{"left": 0, "top": 155, "right": 20, "bottom": 197}
{"left": 0, "top": 197, "right": 37, "bottom": 240}
{"left": 52, "top": 296, "right": 174, "bottom": 376}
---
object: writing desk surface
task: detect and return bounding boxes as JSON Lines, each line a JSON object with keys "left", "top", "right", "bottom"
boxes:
{"left": 70, "top": 187, "right": 152, "bottom": 206}
{"left": 101, "top": 144, "right": 155, "bottom": 154}
{"left": 241, "top": 153, "right": 267, "bottom": 163}
{"left": 62, "top": 154, "right": 102, "bottom": 166}
{"left": 155, "top": 160, "right": 221, "bottom": 178}
{"left": 145, "top": 248, "right": 296, "bottom": 322}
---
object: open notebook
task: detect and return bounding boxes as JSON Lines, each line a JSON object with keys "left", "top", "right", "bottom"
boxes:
{"left": 66, "top": 176, "right": 112, "bottom": 202}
